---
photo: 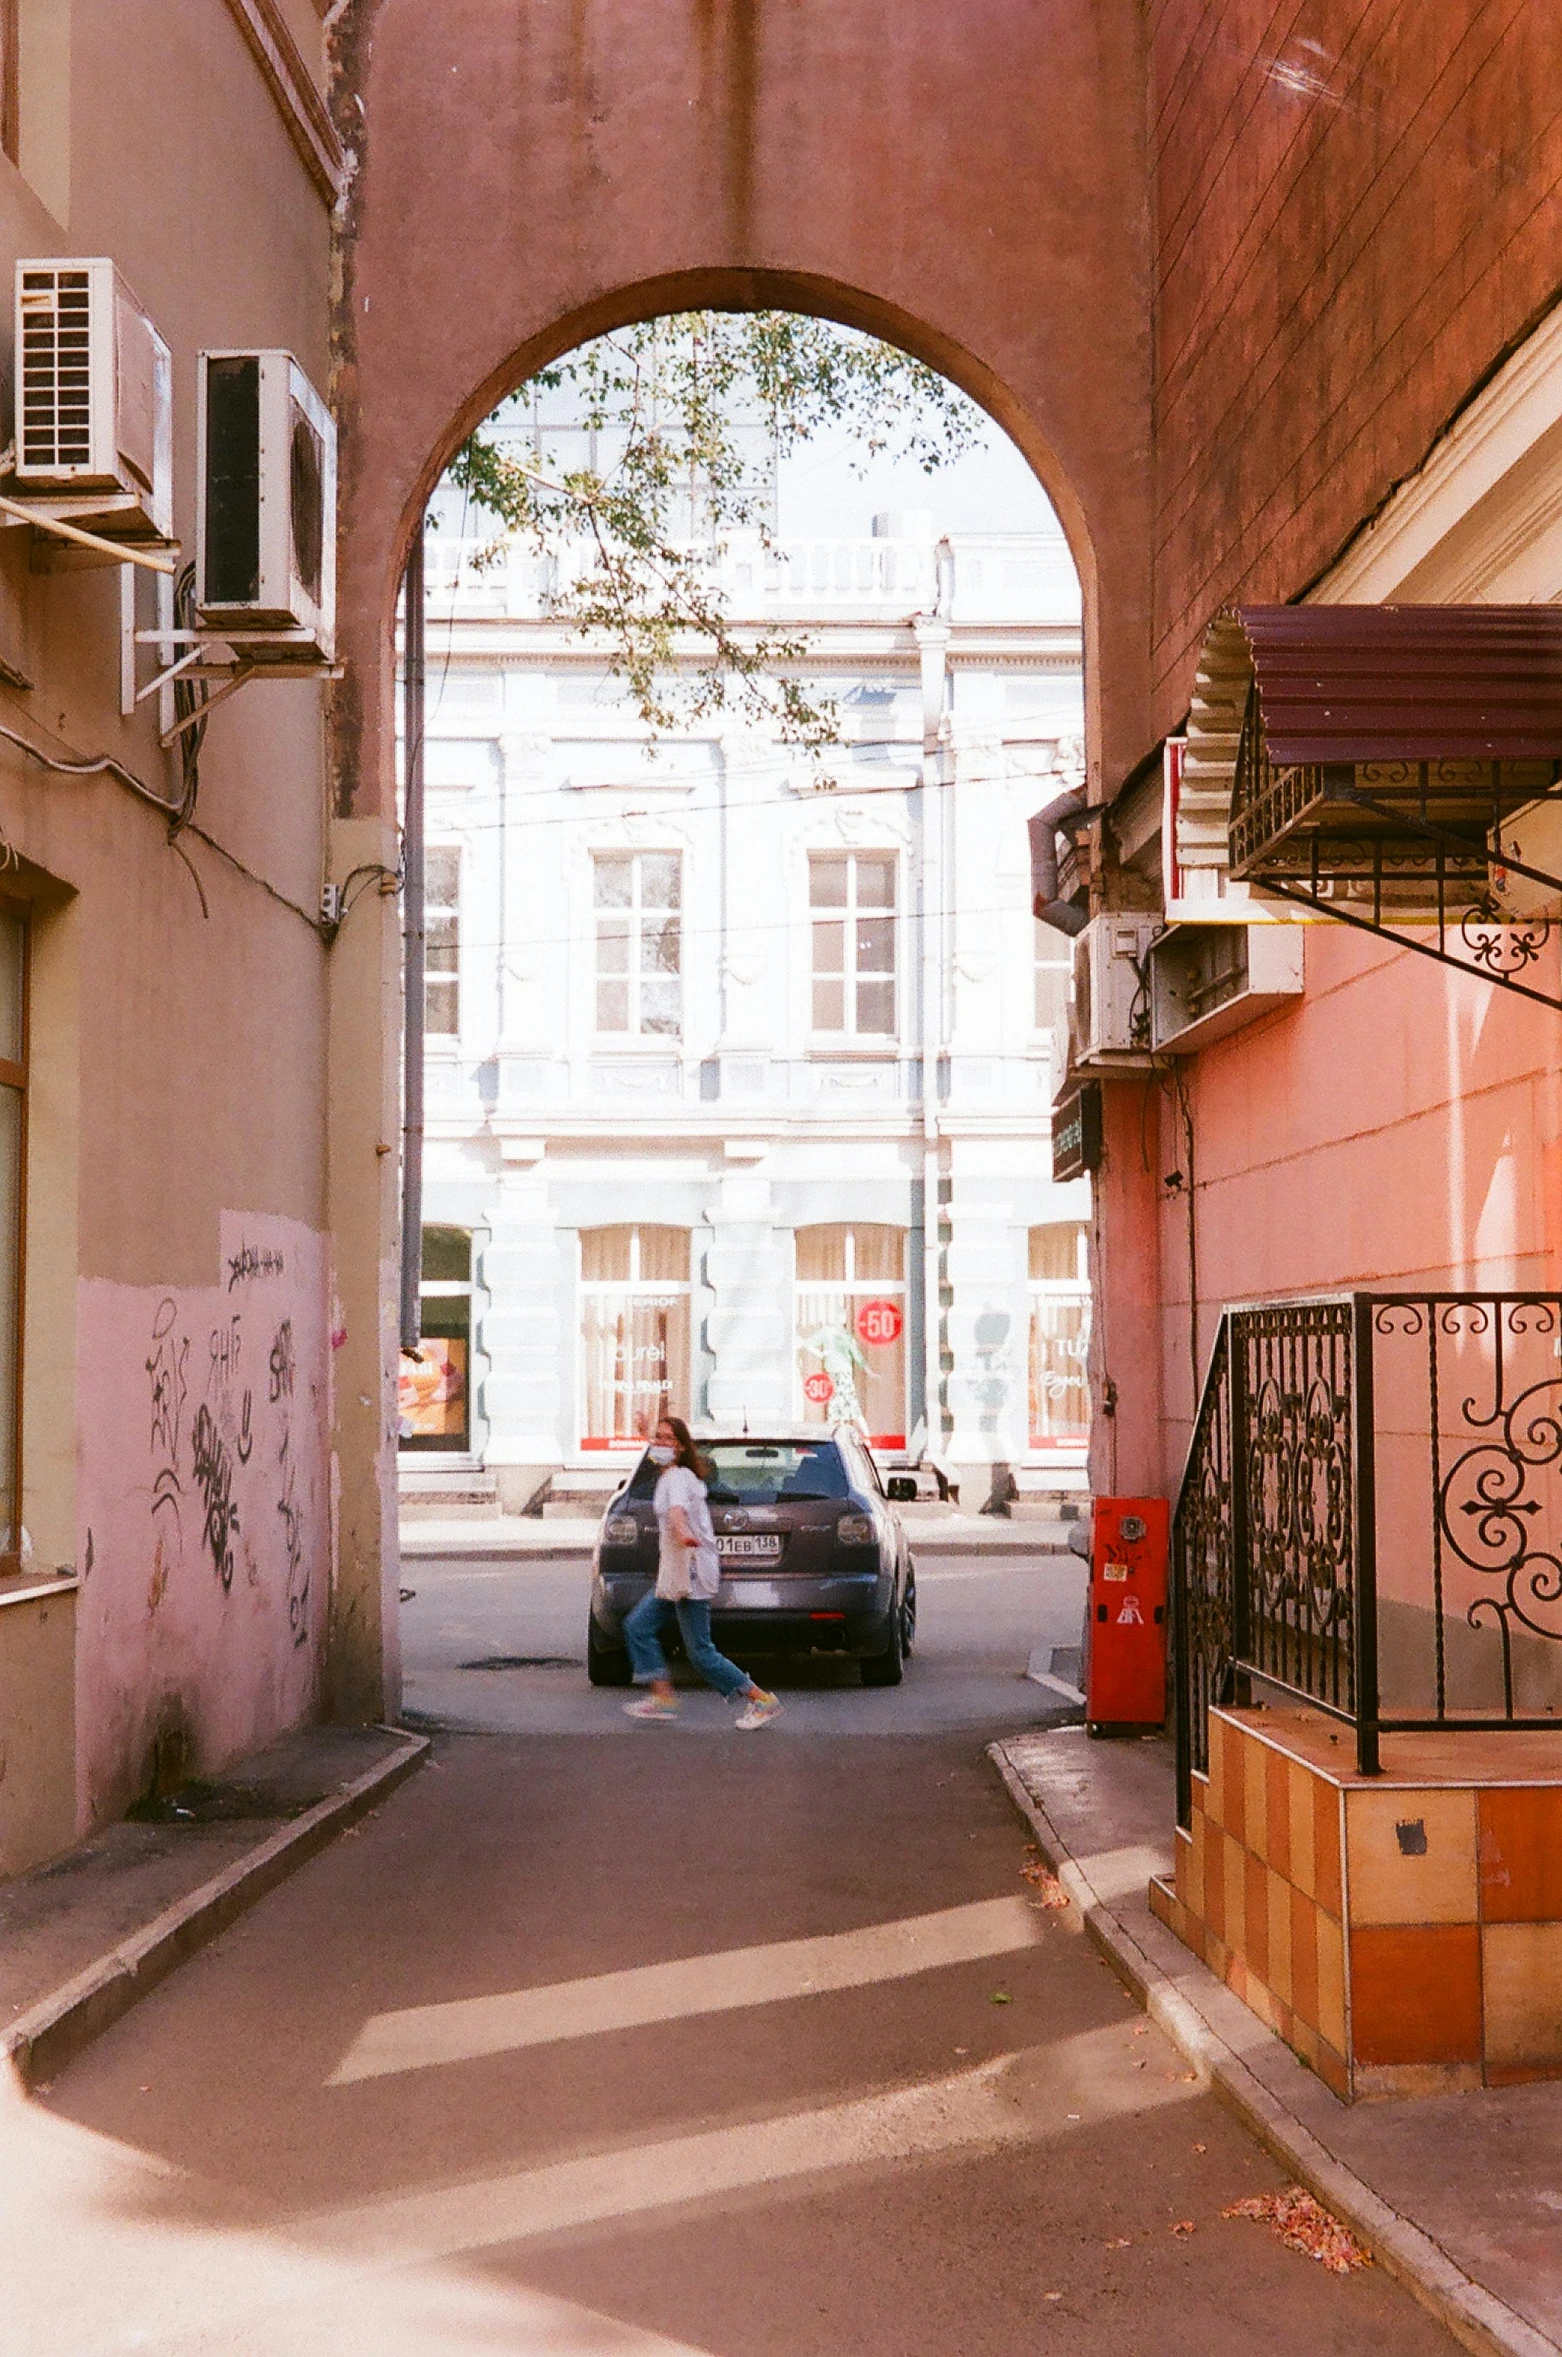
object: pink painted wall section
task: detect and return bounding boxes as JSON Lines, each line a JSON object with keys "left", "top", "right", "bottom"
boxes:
{"left": 1142, "top": 926, "right": 1562, "bottom": 1499}
{"left": 74, "top": 1214, "right": 330, "bottom": 1827}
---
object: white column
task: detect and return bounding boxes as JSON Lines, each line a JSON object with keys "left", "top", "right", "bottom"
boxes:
{"left": 478, "top": 1140, "right": 565, "bottom": 1501}
{"left": 702, "top": 1160, "right": 790, "bottom": 1427}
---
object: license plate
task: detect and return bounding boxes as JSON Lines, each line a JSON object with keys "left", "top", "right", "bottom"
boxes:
{"left": 717, "top": 1534, "right": 783, "bottom": 1560}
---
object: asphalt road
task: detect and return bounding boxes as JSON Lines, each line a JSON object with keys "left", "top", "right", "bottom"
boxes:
{"left": 5, "top": 1547, "right": 1461, "bottom": 2355}
{"left": 399, "top": 1542, "right": 1089, "bottom": 1737}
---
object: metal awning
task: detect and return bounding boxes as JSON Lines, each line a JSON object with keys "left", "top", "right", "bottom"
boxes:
{"left": 1179, "top": 605, "right": 1562, "bottom": 1009}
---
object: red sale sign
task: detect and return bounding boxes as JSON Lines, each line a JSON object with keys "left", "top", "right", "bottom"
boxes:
{"left": 855, "top": 1297, "right": 903, "bottom": 1349}
{"left": 802, "top": 1370, "right": 835, "bottom": 1404}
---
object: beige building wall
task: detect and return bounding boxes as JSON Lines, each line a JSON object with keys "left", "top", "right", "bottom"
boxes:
{"left": 0, "top": 0, "right": 356, "bottom": 1873}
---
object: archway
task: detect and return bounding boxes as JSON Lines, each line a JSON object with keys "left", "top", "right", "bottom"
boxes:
{"left": 326, "top": 0, "right": 1156, "bottom": 1713}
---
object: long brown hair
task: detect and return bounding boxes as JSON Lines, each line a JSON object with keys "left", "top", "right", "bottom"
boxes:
{"left": 660, "top": 1413, "right": 713, "bottom": 1485}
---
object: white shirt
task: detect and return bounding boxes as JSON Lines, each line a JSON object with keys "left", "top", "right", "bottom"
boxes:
{"left": 653, "top": 1463, "right": 721, "bottom": 1600}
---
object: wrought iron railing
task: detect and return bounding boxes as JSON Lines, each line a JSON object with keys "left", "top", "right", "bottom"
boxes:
{"left": 1173, "top": 1292, "right": 1562, "bottom": 1824}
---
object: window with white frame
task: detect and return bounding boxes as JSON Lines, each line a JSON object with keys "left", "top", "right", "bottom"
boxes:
{"left": 580, "top": 1225, "right": 691, "bottom": 1444}
{"left": 1027, "top": 1222, "right": 1090, "bottom": 1453}
{"left": 810, "top": 851, "right": 897, "bottom": 1038}
{"left": 795, "top": 1224, "right": 907, "bottom": 1447}
{"left": 593, "top": 852, "right": 681, "bottom": 1037}
{"left": 425, "top": 846, "right": 461, "bottom": 1037}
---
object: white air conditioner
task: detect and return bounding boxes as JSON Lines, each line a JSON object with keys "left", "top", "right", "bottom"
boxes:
{"left": 12, "top": 257, "right": 172, "bottom": 544}
{"left": 1149, "top": 922, "right": 1304, "bottom": 1051}
{"left": 1067, "top": 916, "right": 1158, "bottom": 1067}
{"left": 196, "top": 350, "right": 336, "bottom": 661}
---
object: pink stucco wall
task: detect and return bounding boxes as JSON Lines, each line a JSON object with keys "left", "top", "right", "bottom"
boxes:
{"left": 74, "top": 1215, "right": 330, "bottom": 1827}
{"left": 1135, "top": 924, "right": 1562, "bottom": 1500}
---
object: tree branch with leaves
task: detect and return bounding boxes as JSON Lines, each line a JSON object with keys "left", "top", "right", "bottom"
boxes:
{"left": 444, "top": 312, "right": 983, "bottom": 753}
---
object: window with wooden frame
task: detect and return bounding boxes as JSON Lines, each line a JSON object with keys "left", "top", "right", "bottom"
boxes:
{"left": 0, "top": 906, "right": 28, "bottom": 1567}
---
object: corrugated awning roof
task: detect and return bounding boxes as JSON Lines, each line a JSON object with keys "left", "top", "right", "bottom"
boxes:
{"left": 1238, "top": 604, "right": 1562, "bottom": 765}
{"left": 1176, "top": 605, "right": 1562, "bottom": 878}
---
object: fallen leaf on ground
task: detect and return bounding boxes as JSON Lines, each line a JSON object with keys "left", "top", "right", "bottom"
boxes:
{"left": 1170, "top": 2220, "right": 1196, "bottom": 2237}
{"left": 1131, "top": 2023, "right": 1149, "bottom": 2037}
{"left": 1221, "top": 2187, "right": 1372, "bottom": 2275}
{"left": 1192, "top": 2142, "right": 1207, "bottom": 2154}
{"left": 1104, "top": 2236, "right": 1132, "bottom": 2249}
{"left": 1020, "top": 1860, "right": 1071, "bottom": 1908}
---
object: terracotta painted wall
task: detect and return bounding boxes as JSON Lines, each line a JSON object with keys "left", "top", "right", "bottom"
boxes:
{"left": 330, "top": 0, "right": 1157, "bottom": 812}
{"left": 1150, "top": 0, "right": 1562, "bottom": 732}
{"left": 1150, "top": 924, "right": 1562, "bottom": 1487}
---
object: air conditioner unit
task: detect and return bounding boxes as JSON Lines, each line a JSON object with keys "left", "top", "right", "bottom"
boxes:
{"left": 1149, "top": 922, "right": 1304, "bottom": 1051}
{"left": 1067, "top": 916, "right": 1158, "bottom": 1068}
{"left": 12, "top": 258, "right": 172, "bottom": 544}
{"left": 196, "top": 350, "right": 336, "bottom": 661}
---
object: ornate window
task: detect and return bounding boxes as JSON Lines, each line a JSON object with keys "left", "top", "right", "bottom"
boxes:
{"left": 425, "top": 845, "right": 461, "bottom": 1037}
{"left": 809, "top": 852, "right": 897, "bottom": 1038}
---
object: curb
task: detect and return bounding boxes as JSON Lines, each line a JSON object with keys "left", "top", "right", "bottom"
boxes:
{"left": 988, "top": 1741, "right": 1559, "bottom": 2357}
{"left": 3, "top": 1731, "right": 429, "bottom": 2093}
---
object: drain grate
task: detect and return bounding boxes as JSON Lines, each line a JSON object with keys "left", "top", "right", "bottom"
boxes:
{"left": 460, "top": 1654, "right": 582, "bottom": 1671}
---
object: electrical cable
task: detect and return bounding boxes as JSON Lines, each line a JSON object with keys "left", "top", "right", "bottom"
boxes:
{"left": 0, "top": 716, "right": 394, "bottom": 941}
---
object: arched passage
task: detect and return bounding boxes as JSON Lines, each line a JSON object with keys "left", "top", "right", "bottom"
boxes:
{"left": 326, "top": 0, "right": 1156, "bottom": 1714}
{"left": 331, "top": 0, "right": 1155, "bottom": 814}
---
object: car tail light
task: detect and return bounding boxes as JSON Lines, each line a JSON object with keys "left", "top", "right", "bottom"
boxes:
{"left": 603, "top": 1516, "right": 639, "bottom": 1545}
{"left": 836, "top": 1513, "right": 876, "bottom": 1545}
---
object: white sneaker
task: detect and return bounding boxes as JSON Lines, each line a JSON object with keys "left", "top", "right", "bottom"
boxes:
{"left": 624, "top": 1694, "right": 678, "bottom": 1721}
{"left": 735, "top": 1691, "right": 782, "bottom": 1730}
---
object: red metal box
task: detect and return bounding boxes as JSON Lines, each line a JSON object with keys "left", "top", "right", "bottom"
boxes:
{"left": 1085, "top": 1495, "right": 1169, "bottom": 1731}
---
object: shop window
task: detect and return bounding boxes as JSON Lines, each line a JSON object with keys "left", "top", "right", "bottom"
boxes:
{"left": 810, "top": 852, "right": 897, "bottom": 1038}
{"left": 425, "top": 846, "right": 461, "bottom": 1037}
{"left": 581, "top": 1224, "right": 690, "bottom": 1445}
{"left": 795, "top": 1223, "right": 906, "bottom": 1447}
{"left": 398, "top": 1226, "right": 472, "bottom": 1451}
{"left": 1028, "top": 1222, "right": 1090, "bottom": 1453}
{"left": 593, "top": 852, "right": 681, "bottom": 1037}
{"left": 0, "top": 906, "right": 24, "bottom": 1563}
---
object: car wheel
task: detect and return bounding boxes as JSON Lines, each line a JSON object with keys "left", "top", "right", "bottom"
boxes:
{"left": 899, "top": 1569, "right": 917, "bottom": 1659}
{"left": 860, "top": 1597, "right": 905, "bottom": 1686}
{"left": 587, "top": 1621, "right": 632, "bottom": 1686}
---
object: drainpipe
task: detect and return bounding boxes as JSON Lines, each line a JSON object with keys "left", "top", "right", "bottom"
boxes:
{"left": 915, "top": 610, "right": 950, "bottom": 1470}
{"left": 1029, "top": 788, "right": 1089, "bottom": 936}
{"left": 399, "top": 526, "right": 426, "bottom": 1354}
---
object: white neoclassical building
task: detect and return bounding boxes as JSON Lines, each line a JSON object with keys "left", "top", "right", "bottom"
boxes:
{"left": 400, "top": 510, "right": 1091, "bottom": 1509}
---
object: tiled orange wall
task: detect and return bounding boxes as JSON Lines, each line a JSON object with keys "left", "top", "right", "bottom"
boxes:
{"left": 1155, "top": 1713, "right": 1562, "bottom": 2098}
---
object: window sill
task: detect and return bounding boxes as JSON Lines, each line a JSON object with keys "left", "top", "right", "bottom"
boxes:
{"left": 806, "top": 1040, "right": 901, "bottom": 1059}
{"left": 590, "top": 1038, "right": 685, "bottom": 1054}
{"left": 0, "top": 1570, "right": 77, "bottom": 1612}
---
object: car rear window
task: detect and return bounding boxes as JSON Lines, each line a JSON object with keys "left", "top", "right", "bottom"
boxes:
{"left": 705, "top": 1442, "right": 850, "bottom": 1503}
{"left": 624, "top": 1441, "right": 852, "bottom": 1503}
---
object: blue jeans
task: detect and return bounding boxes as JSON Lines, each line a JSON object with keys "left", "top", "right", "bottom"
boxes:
{"left": 624, "top": 1589, "right": 754, "bottom": 1700}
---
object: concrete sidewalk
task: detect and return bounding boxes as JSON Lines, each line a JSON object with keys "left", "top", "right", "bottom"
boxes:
{"left": 400, "top": 1510, "right": 1077, "bottom": 1558}
{"left": 991, "top": 1727, "right": 1562, "bottom": 2357}
{"left": 2, "top": 1723, "right": 425, "bottom": 2087}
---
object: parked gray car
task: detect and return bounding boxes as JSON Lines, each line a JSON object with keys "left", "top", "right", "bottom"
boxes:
{"left": 587, "top": 1426, "right": 918, "bottom": 1688}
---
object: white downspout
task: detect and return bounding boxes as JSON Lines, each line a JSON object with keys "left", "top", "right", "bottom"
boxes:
{"left": 915, "top": 600, "right": 951, "bottom": 1468}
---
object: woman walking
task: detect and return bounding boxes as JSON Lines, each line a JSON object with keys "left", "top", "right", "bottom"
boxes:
{"left": 623, "top": 1416, "right": 782, "bottom": 1728}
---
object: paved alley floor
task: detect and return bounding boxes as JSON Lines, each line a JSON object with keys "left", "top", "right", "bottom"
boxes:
{"left": 398, "top": 1542, "right": 1087, "bottom": 1737}
{"left": 1, "top": 1552, "right": 1466, "bottom": 2355}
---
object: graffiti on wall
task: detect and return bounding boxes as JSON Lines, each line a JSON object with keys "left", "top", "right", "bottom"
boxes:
{"left": 79, "top": 1215, "right": 330, "bottom": 1822}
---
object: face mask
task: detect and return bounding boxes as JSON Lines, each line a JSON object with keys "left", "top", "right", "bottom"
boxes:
{"left": 648, "top": 1443, "right": 676, "bottom": 1465}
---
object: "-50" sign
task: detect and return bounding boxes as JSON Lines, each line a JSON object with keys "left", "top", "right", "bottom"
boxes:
{"left": 854, "top": 1297, "right": 903, "bottom": 1349}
